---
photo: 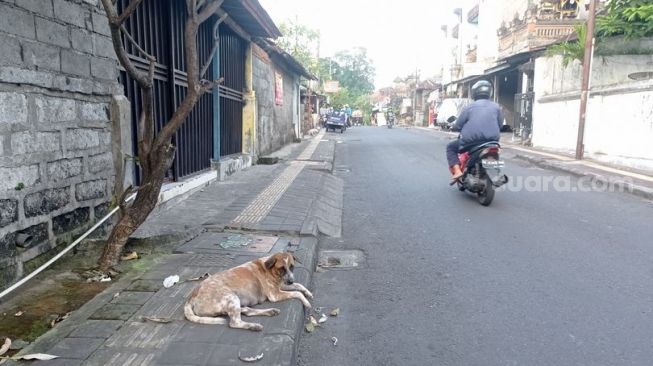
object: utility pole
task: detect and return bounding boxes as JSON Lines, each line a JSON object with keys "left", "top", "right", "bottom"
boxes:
{"left": 575, "top": 0, "right": 597, "bottom": 160}
{"left": 412, "top": 68, "right": 421, "bottom": 126}
{"left": 294, "top": 15, "right": 299, "bottom": 55}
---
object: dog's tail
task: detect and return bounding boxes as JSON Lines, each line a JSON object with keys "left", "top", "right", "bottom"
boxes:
{"left": 184, "top": 302, "right": 228, "bottom": 325}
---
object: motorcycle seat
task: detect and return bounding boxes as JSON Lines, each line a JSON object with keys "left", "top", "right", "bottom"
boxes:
{"left": 462, "top": 141, "right": 500, "bottom": 154}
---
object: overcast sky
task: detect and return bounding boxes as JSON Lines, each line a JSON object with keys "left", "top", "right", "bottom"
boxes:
{"left": 258, "top": 0, "right": 460, "bottom": 89}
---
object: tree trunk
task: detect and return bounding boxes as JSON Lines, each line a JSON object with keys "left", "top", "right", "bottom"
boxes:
{"left": 96, "top": 0, "right": 223, "bottom": 273}
{"left": 98, "top": 145, "right": 174, "bottom": 272}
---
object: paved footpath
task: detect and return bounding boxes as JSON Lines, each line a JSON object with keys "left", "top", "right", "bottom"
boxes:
{"left": 11, "top": 130, "right": 343, "bottom": 366}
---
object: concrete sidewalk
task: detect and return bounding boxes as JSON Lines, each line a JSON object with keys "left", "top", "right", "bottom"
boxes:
{"left": 507, "top": 146, "right": 653, "bottom": 200}
{"left": 410, "top": 126, "right": 653, "bottom": 201}
{"left": 11, "top": 130, "right": 343, "bottom": 366}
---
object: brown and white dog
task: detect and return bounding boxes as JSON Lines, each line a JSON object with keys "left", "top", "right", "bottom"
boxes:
{"left": 184, "top": 252, "right": 313, "bottom": 331}
{"left": 307, "top": 128, "right": 319, "bottom": 137}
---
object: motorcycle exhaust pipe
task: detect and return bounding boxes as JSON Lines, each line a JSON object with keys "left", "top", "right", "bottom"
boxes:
{"left": 493, "top": 174, "right": 509, "bottom": 187}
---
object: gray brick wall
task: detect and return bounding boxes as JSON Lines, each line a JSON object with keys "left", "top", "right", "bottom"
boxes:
{"left": 253, "top": 54, "right": 298, "bottom": 157}
{"left": 0, "top": 0, "right": 121, "bottom": 289}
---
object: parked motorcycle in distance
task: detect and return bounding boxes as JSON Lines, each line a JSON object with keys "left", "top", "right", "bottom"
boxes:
{"left": 448, "top": 117, "right": 509, "bottom": 206}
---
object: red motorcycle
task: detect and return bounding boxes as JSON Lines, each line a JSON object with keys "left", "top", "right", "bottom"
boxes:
{"left": 450, "top": 141, "right": 508, "bottom": 206}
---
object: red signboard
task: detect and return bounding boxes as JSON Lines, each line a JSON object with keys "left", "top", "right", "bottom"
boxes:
{"left": 275, "top": 72, "right": 283, "bottom": 106}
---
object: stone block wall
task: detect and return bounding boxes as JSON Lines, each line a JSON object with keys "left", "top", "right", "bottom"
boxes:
{"left": 0, "top": 0, "right": 121, "bottom": 289}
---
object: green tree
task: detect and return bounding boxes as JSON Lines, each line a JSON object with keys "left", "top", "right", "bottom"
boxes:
{"left": 275, "top": 20, "right": 376, "bottom": 116}
{"left": 332, "top": 48, "right": 375, "bottom": 95}
{"left": 547, "top": 0, "right": 653, "bottom": 67}
{"left": 276, "top": 20, "right": 320, "bottom": 74}
{"left": 546, "top": 23, "right": 587, "bottom": 66}
{"left": 597, "top": 0, "right": 653, "bottom": 39}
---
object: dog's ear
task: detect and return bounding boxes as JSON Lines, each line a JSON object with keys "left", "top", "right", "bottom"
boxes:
{"left": 264, "top": 256, "right": 276, "bottom": 270}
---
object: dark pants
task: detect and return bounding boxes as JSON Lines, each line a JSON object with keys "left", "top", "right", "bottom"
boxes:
{"left": 447, "top": 138, "right": 498, "bottom": 166}
{"left": 446, "top": 139, "right": 462, "bottom": 167}
{"left": 446, "top": 139, "right": 482, "bottom": 166}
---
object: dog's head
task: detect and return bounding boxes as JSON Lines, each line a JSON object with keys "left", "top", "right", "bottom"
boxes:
{"left": 264, "top": 253, "right": 298, "bottom": 285}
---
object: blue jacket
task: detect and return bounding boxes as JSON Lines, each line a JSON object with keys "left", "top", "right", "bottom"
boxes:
{"left": 454, "top": 99, "right": 503, "bottom": 145}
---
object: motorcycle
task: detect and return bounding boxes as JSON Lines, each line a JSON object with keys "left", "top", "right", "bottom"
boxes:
{"left": 387, "top": 113, "right": 395, "bottom": 129}
{"left": 448, "top": 119, "right": 508, "bottom": 206}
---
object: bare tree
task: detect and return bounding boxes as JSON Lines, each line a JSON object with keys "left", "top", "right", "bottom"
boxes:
{"left": 98, "top": 0, "right": 224, "bottom": 272}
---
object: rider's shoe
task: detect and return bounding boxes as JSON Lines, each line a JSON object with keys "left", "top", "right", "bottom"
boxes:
{"left": 449, "top": 164, "right": 463, "bottom": 181}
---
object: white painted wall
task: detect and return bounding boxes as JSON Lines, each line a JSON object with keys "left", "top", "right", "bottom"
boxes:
{"left": 532, "top": 55, "right": 653, "bottom": 170}
{"left": 535, "top": 54, "right": 653, "bottom": 95}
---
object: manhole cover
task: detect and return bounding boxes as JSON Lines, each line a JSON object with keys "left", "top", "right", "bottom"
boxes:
{"left": 186, "top": 254, "right": 234, "bottom": 267}
{"left": 317, "top": 250, "right": 365, "bottom": 269}
{"left": 218, "top": 234, "right": 278, "bottom": 252}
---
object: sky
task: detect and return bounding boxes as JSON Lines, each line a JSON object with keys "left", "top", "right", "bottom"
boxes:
{"left": 258, "top": 0, "right": 461, "bottom": 89}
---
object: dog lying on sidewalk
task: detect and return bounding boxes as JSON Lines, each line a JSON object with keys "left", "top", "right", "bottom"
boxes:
{"left": 184, "top": 252, "right": 313, "bottom": 331}
{"left": 307, "top": 128, "right": 319, "bottom": 136}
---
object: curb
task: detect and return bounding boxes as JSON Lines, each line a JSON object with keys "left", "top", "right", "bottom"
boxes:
{"left": 288, "top": 237, "right": 318, "bottom": 366}
{"left": 513, "top": 153, "right": 653, "bottom": 201}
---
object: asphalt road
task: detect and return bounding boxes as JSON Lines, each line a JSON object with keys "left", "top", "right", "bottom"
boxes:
{"left": 297, "top": 126, "right": 653, "bottom": 366}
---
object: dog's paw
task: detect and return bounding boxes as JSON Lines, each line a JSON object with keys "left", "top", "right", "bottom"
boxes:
{"left": 269, "top": 308, "right": 281, "bottom": 316}
{"left": 304, "top": 290, "right": 314, "bottom": 299}
{"left": 303, "top": 300, "right": 312, "bottom": 309}
{"left": 249, "top": 323, "right": 263, "bottom": 331}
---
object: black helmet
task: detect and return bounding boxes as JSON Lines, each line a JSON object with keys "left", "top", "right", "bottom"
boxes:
{"left": 471, "top": 80, "right": 492, "bottom": 100}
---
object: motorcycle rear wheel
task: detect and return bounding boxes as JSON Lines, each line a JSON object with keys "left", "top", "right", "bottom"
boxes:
{"left": 477, "top": 177, "right": 495, "bottom": 206}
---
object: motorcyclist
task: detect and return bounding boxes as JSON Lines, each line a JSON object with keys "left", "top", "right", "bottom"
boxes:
{"left": 446, "top": 80, "right": 503, "bottom": 180}
{"left": 344, "top": 105, "right": 353, "bottom": 127}
{"left": 386, "top": 107, "right": 395, "bottom": 125}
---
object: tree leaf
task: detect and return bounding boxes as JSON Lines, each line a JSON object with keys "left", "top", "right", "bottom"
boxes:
{"left": 13, "top": 353, "right": 59, "bottom": 360}
{"left": 120, "top": 251, "right": 139, "bottom": 261}
{"left": 0, "top": 338, "right": 10, "bottom": 357}
{"left": 238, "top": 352, "right": 264, "bottom": 363}
{"left": 185, "top": 273, "right": 210, "bottom": 282}
{"left": 305, "top": 322, "right": 315, "bottom": 333}
{"left": 142, "top": 316, "right": 173, "bottom": 323}
{"left": 309, "top": 315, "right": 319, "bottom": 327}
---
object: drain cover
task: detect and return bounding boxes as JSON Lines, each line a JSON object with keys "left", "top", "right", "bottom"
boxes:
{"left": 218, "top": 234, "right": 278, "bottom": 252}
{"left": 317, "top": 250, "right": 364, "bottom": 269}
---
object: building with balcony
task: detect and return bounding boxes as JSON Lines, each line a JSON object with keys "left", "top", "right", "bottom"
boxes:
{"left": 497, "top": 1, "right": 586, "bottom": 59}
{"left": 443, "top": 0, "right": 601, "bottom": 138}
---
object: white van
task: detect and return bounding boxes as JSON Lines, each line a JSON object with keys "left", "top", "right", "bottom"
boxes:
{"left": 435, "top": 98, "right": 473, "bottom": 129}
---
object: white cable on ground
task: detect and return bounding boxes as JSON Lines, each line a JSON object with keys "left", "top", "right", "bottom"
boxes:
{"left": 0, "top": 193, "right": 137, "bottom": 301}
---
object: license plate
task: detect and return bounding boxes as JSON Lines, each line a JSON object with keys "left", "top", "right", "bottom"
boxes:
{"left": 482, "top": 159, "right": 504, "bottom": 169}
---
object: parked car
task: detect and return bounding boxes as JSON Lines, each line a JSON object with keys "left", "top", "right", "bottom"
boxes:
{"left": 435, "top": 98, "right": 473, "bottom": 129}
{"left": 326, "top": 112, "right": 347, "bottom": 133}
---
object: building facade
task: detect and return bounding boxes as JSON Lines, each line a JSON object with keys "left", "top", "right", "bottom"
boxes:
{"left": 442, "top": 0, "right": 595, "bottom": 136}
